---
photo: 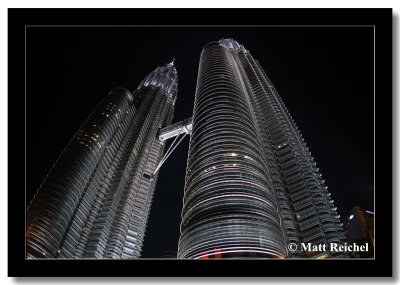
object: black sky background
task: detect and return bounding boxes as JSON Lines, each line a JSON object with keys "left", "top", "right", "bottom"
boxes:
{"left": 26, "top": 26, "right": 374, "bottom": 258}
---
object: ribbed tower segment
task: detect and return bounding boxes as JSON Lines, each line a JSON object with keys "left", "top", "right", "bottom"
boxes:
{"left": 178, "top": 41, "right": 288, "bottom": 259}
{"left": 26, "top": 62, "right": 177, "bottom": 259}
{"left": 234, "top": 44, "right": 346, "bottom": 258}
{"left": 103, "top": 63, "right": 177, "bottom": 258}
{"left": 178, "top": 39, "right": 346, "bottom": 259}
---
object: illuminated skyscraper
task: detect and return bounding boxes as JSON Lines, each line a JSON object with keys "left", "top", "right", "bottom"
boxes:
{"left": 178, "top": 39, "right": 346, "bottom": 259}
{"left": 26, "top": 62, "right": 178, "bottom": 259}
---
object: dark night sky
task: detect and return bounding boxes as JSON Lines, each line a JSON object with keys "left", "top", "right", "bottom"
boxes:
{"left": 26, "top": 26, "right": 374, "bottom": 258}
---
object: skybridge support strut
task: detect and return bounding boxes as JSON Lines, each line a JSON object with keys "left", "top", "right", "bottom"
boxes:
{"left": 154, "top": 117, "right": 192, "bottom": 174}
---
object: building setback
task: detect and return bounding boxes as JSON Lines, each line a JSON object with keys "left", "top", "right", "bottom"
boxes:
{"left": 177, "top": 39, "right": 346, "bottom": 259}
{"left": 26, "top": 62, "right": 178, "bottom": 258}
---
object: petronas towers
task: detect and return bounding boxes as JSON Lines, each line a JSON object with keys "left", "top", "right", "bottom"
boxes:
{"left": 178, "top": 39, "right": 346, "bottom": 259}
{"left": 26, "top": 62, "right": 177, "bottom": 258}
{"left": 26, "top": 39, "right": 346, "bottom": 259}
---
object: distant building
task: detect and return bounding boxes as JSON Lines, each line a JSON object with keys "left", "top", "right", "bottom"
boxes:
{"left": 26, "top": 62, "right": 178, "bottom": 258}
{"left": 345, "top": 206, "right": 374, "bottom": 258}
{"left": 177, "top": 39, "right": 346, "bottom": 259}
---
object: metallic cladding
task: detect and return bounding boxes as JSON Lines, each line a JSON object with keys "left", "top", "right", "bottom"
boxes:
{"left": 26, "top": 63, "right": 177, "bottom": 259}
{"left": 178, "top": 39, "right": 346, "bottom": 259}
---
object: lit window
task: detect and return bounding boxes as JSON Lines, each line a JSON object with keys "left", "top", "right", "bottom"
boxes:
{"left": 277, "top": 142, "right": 287, "bottom": 149}
{"left": 244, "top": 155, "right": 254, "bottom": 161}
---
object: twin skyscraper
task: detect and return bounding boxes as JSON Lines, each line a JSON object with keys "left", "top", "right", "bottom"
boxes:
{"left": 26, "top": 39, "right": 346, "bottom": 259}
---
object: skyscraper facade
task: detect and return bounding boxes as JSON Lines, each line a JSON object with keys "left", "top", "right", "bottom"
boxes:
{"left": 26, "top": 62, "right": 178, "bottom": 259}
{"left": 178, "top": 39, "right": 346, "bottom": 259}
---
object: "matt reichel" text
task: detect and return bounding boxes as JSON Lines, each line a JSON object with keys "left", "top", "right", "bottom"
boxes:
{"left": 301, "top": 242, "right": 369, "bottom": 252}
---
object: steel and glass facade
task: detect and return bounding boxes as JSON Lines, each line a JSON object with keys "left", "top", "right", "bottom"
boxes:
{"left": 178, "top": 39, "right": 346, "bottom": 259}
{"left": 26, "top": 62, "right": 178, "bottom": 259}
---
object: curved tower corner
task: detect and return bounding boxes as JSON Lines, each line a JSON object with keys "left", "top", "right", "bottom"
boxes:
{"left": 178, "top": 39, "right": 288, "bottom": 259}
